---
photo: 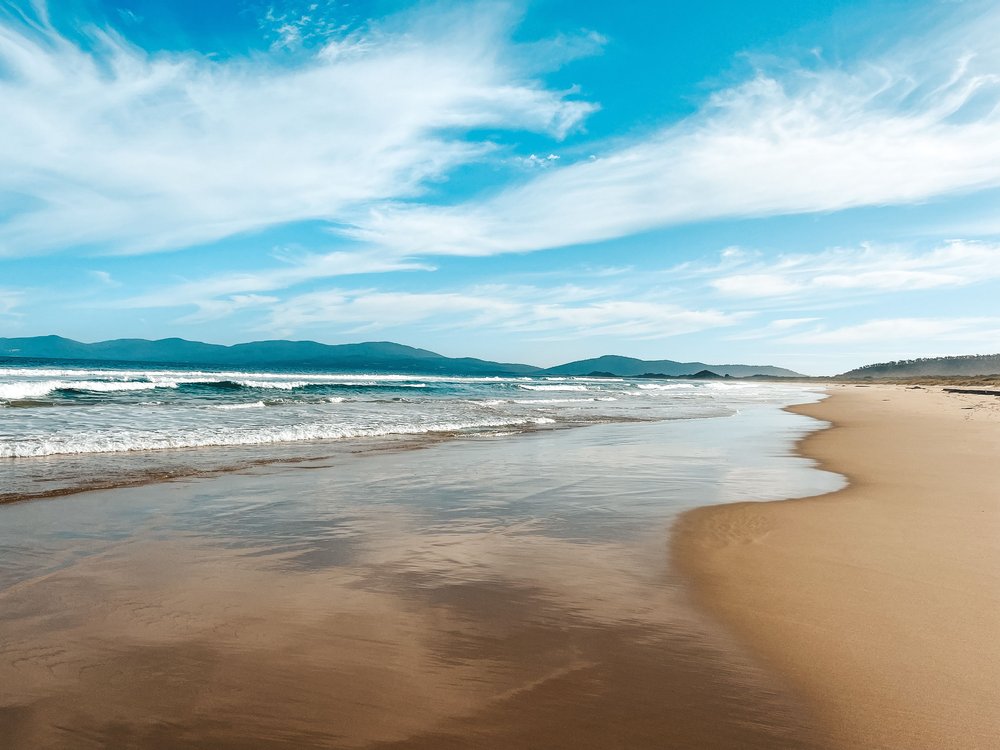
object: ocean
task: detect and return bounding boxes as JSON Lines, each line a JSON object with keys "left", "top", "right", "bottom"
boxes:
{"left": 1, "top": 357, "right": 821, "bottom": 503}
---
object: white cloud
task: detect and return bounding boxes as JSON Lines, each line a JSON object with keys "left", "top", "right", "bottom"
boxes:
{"left": 346, "top": 6, "right": 1000, "bottom": 256}
{"left": 88, "top": 270, "right": 120, "bottom": 287}
{"left": 708, "top": 240, "right": 1000, "bottom": 301}
{"left": 728, "top": 317, "right": 820, "bottom": 340}
{"left": 711, "top": 273, "right": 803, "bottom": 298}
{"left": 515, "top": 153, "right": 561, "bottom": 169}
{"left": 0, "top": 2, "right": 596, "bottom": 257}
{"left": 260, "top": 0, "right": 350, "bottom": 52}
{"left": 780, "top": 317, "right": 1000, "bottom": 346}
{"left": 114, "top": 250, "right": 432, "bottom": 312}
{"left": 6, "top": 0, "right": 1000, "bottom": 273}
{"left": 119, "top": 239, "right": 1000, "bottom": 340}
{"left": 260, "top": 285, "right": 744, "bottom": 340}
{"left": 176, "top": 294, "right": 281, "bottom": 324}
{"left": 0, "top": 289, "right": 22, "bottom": 316}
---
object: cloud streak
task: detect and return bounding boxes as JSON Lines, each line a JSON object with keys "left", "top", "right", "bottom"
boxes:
{"left": 6, "top": 0, "right": 1000, "bottom": 270}
{"left": 779, "top": 317, "right": 1000, "bottom": 347}
{"left": 114, "top": 250, "right": 433, "bottom": 314}
{"left": 0, "top": 289, "right": 23, "bottom": 317}
{"left": 259, "top": 285, "right": 745, "bottom": 340}
{"left": 708, "top": 240, "right": 1000, "bottom": 301}
{"left": 349, "top": 5, "right": 1000, "bottom": 256}
{"left": 0, "top": 2, "right": 596, "bottom": 257}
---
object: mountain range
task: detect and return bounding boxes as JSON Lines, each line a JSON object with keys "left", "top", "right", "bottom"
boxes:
{"left": 546, "top": 354, "right": 799, "bottom": 378}
{"left": 0, "top": 335, "right": 802, "bottom": 378}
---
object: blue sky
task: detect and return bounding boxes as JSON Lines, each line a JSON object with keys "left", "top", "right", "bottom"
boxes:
{"left": 1, "top": 0, "right": 999, "bottom": 374}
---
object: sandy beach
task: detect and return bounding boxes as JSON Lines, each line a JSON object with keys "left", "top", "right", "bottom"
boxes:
{"left": 0, "top": 407, "right": 837, "bottom": 749}
{"left": 674, "top": 385, "right": 1000, "bottom": 750}
{"left": 6, "top": 382, "right": 997, "bottom": 748}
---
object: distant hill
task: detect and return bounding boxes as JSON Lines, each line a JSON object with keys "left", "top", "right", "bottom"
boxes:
{"left": 543, "top": 355, "right": 801, "bottom": 378}
{"left": 0, "top": 336, "right": 801, "bottom": 378}
{"left": 0, "top": 336, "right": 541, "bottom": 376}
{"left": 840, "top": 354, "right": 1000, "bottom": 378}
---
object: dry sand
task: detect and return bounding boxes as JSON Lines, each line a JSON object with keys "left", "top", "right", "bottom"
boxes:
{"left": 674, "top": 384, "right": 1000, "bottom": 750}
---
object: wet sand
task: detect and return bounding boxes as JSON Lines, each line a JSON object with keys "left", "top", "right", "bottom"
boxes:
{"left": 675, "top": 385, "right": 1000, "bottom": 749}
{"left": 0, "top": 410, "right": 838, "bottom": 749}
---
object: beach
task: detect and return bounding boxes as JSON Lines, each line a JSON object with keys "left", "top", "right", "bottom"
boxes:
{"left": 0, "top": 393, "right": 838, "bottom": 749}
{"left": 3, "top": 380, "right": 997, "bottom": 748}
{"left": 675, "top": 385, "right": 1000, "bottom": 749}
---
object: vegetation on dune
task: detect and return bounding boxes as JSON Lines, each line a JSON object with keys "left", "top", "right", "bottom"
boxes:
{"left": 839, "top": 354, "right": 1000, "bottom": 378}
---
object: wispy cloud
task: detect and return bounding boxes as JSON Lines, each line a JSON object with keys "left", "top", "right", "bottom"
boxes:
{"left": 259, "top": 0, "right": 353, "bottom": 52}
{"left": 114, "top": 239, "right": 999, "bottom": 342}
{"left": 348, "top": 5, "right": 1000, "bottom": 256}
{"left": 88, "top": 270, "right": 120, "bottom": 287}
{"left": 176, "top": 294, "right": 280, "bottom": 324}
{"left": 708, "top": 240, "right": 1000, "bottom": 301}
{"left": 0, "top": 289, "right": 23, "bottom": 316}
{"left": 113, "top": 250, "right": 432, "bottom": 314}
{"left": 779, "top": 317, "right": 1000, "bottom": 346}
{"left": 728, "top": 317, "right": 820, "bottom": 341}
{"left": 0, "top": 2, "right": 596, "bottom": 257}
{"left": 260, "top": 285, "right": 745, "bottom": 340}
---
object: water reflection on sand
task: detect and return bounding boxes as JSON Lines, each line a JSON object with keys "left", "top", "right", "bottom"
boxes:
{"left": 0, "top": 402, "right": 842, "bottom": 748}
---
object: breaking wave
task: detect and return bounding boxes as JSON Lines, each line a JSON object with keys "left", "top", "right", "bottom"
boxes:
{"left": 0, "top": 417, "right": 558, "bottom": 458}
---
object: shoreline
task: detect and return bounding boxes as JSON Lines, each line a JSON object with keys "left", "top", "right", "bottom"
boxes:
{"left": 672, "top": 384, "right": 1000, "bottom": 749}
{"left": 0, "top": 400, "right": 837, "bottom": 748}
{"left": 0, "top": 393, "right": 791, "bottom": 507}
{"left": 0, "top": 420, "right": 580, "bottom": 506}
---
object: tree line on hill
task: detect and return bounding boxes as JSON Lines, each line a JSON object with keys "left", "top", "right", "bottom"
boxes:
{"left": 839, "top": 353, "right": 1000, "bottom": 378}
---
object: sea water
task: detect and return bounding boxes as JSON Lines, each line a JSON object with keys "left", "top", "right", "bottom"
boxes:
{"left": 1, "top": 357, "right": 821, "bottom": 501}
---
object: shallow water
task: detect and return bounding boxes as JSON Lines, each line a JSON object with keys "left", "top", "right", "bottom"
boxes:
{"left": 0, "top": 393, "right": 843, "bottom": 748}
{"left": 1, "top": 359, "right": 816, "bottom": 502}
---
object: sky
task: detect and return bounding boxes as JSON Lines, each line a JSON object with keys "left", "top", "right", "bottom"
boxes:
{"left": 1, "top": 0, "right": 999, "bottom": 374}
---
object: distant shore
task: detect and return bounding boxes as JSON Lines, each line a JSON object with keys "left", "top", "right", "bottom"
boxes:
{"left": 673, "top": 384, "right": 1000, "bottom": 749}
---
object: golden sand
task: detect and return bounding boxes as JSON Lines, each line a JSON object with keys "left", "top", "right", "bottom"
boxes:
{"left": 0, "top": 417, "right": 828, "bottom": 749}
{"left": 674, "top": 385, "right": 1000, "bottom": 749}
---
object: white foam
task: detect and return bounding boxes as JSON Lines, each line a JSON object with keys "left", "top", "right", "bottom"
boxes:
{"left": 0, "top": 380, "right": 163, "bottom": 400}
{"left": 635, "top": 383, "right": 696, "bottom": 391}
{"left": 232, "top": 379, "right": 427, "bottom": 390}
{"left": 0, "top": 416, "right": 559, "bottom": 458}
{"left": 235, "top": 379, "right": 313, "bottom": 390}
{"left": 0, "top": 365, "right": 529, "bottom": 385}
{"left": 209, "top": 401, "right": 266, "bottom": 410}
{"left": 518, "top": 385, "right": 590, "bottom": 392}
{"left": 544, "top": 376, "right": 624, "bottom": 382}
{"left": 517, "top": 398, "right": 601, "bottom": 404}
